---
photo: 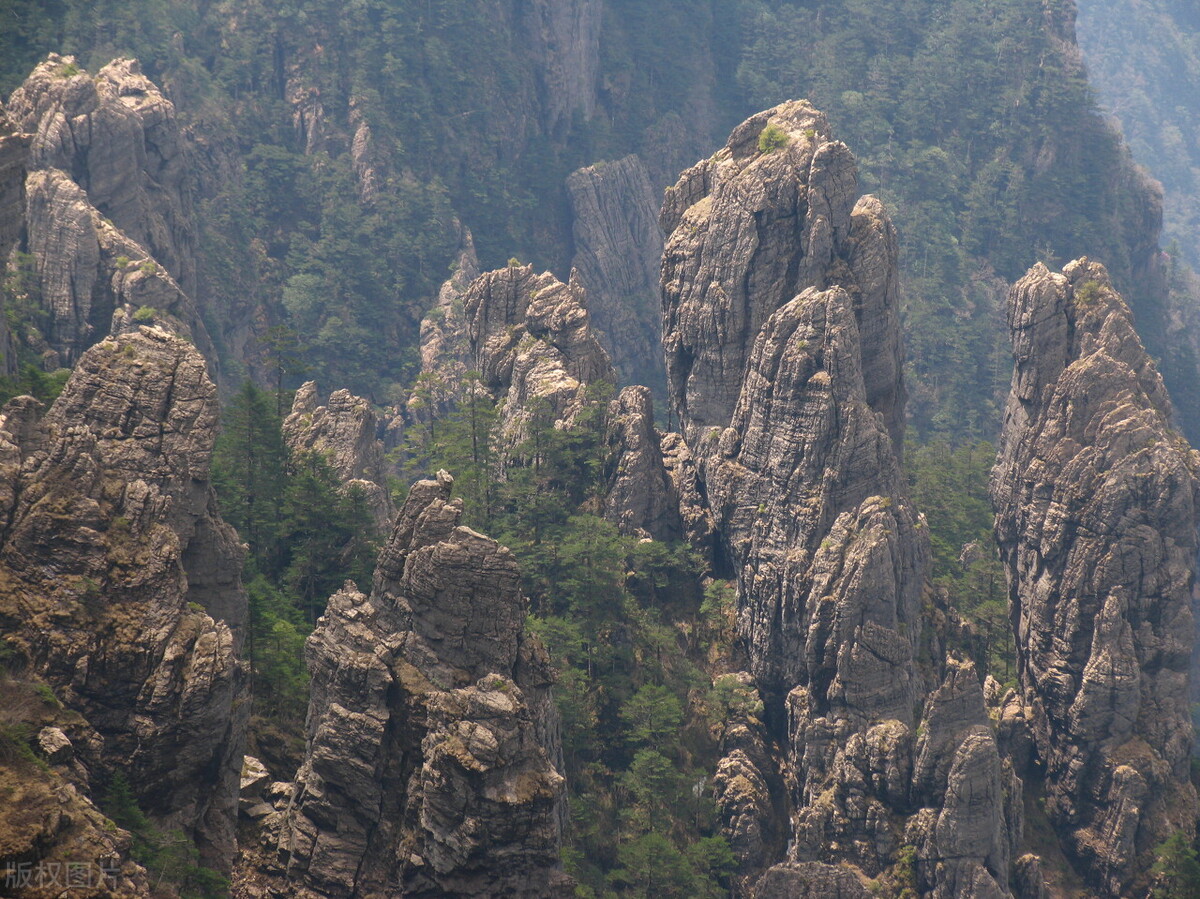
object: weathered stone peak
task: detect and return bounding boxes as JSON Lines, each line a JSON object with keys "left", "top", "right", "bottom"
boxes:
{"left": 662, "top": 102, "right": 1028, "bottom": 897}
{"left": 707, "top": 284, "right": 925, "bottom": 710}
{"left": 4, "top": 55, "right": 211, "bottom": 370}
{"left": 660, "top": 99, "right": 903, "bottom": 455}
{"left": 9, "top": 54, "right": 196, "bottom": 294}
{"left": 992, "top": 257, "right": 1199, "bottom": 897}
{"left": 465, "top": 263, "right": 614, "bottom": 394}
{"left": 0, "top": 327, "right": 247, "bottom": 870}
{"left": 239, "top": 473, "right": 569, "bottom": 898}
{"left": 454, "top": 262, "right": 614, "bottom": 447}
{"left": 410, "top": 230, "right": 481, "bottom": 416}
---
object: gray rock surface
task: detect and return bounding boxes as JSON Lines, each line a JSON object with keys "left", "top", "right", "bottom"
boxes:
{"left": 401, "top": 229, "right": 481, "bottom": 436}
{"left": 567, "top": 154, "right": 666, "bottom": 395}
{"left": 237, "top": 473, "right": 569, "bottom": 898}
{"left": 461, "top": 262, "right": 614, "bottom": 445}
{"left": 9, "top": 55, "right": 197, "bottom": 295}
{"left": 284, "top": 381, "right": 394, "bottom": 531}
{"left": 664, "top": 103, "right": 1025, "bottom": 895}
{"left": 991, "top": 258, "right": 1200, "bottom": 897}
{"left": 907, "top": 659, "right": 1012, "bottom": 899}
{"left": 5, "top": 56, "right": 210, "bottom": 366}
{"left": 659, "top": 429, "right": 716, "bottom": 555}
{"left": 602, "top": 385, "right": 685, "bottom": 541}
{"left": 521, "top": 0, "right": 601, "bottom": 136}
{"left": 0, "top": 327, "right": 247, "bottom": 870}
{"left": 662, "top": 100, "right": 904, "bottom": 446}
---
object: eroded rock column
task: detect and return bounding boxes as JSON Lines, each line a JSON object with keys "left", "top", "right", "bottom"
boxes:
{"left": 991, "top": 258, "right": 1199, "bottom": 897}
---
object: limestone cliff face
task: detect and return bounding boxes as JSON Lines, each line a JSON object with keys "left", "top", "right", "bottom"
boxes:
{"left": 520, "top": 0, "right": 601, "bottom": 137}
{"left": 5, "top": 55, "right": 210, "bottom": 366}
{"left": 284, "top": 382, "right": 394, "bottom": 531}
{"left": 0, "top": 327, "right": 247, "bottom": 870}
{"left": 237, "top": 473, "right": 569, "bottom": 899}
{"left": 567, "top": 154, "right": 666, "bottom": 396}
{"left": 663, "top": 103, "right": 1020, "bottom": 897}
{"left": 991, "top": 258, "right": 1199, "bottom": 897}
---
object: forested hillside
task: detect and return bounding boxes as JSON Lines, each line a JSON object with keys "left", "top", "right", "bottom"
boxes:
{"left": 2, "top": 0, "right": 1192, "bottom": 440}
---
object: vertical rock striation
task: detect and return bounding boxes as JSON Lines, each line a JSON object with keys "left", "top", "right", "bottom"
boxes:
{"left": 520, "top": 0, "right": 602, "bottom": 137}
{"left": 0, "top": 327, "right": 247, "bottom": 869}
{"left": 239, "top": 473, "right": 569, "bottom": 899}
{"left": 567, "top": 154, "right": 666, "bottom": 396}
{"left": 662, "top": 102, "right": 1019, "bottom": 896}
{"left": 661, "top": 100, "right": 903, "bottom": 450}
{"left": 991, "top": 258, "right": 1199, "bottom": 897}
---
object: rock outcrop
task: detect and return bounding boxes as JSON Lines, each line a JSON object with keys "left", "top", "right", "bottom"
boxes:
{"left": 991, "top": 258, "right": 1199, "bottom": 897}
{"left": 662, "top": 102, "right": 1021, "bottom": 896}
{"left": 0, "top": 327, "right": 247, "bottom": 870}
{"left": 9, "top": 55, "right": 196, "bottom": 293}
{"left": 601, "top": 385, "right": 686, "bottom": 541}
{"left": 905, "top": 658, "right": 1016, "bottom": 899}
{"left": 237, "top": 472, "right": 569, "bottom": 899}
{"left": 460, "top": 262, "right": 614, "bottom": 445}
{"left": 661, "top": 100, "right": 904, "bottom": 452}
{"left": 4, "top": 55, "right": 210, "bottom": 366}
{"left": 0, "top": 672, "right": 156, "bottom": 898}
{"left": 567, "top": 154, "right": 666, "bottom": 396}
{"left": 410, "top": 230, "right": 481, "bottom": 420}
{"left": 284, "top": 382, "right": 394, "bottom": 531}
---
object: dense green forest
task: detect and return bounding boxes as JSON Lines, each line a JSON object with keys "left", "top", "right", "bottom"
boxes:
{"left": 2, "top": 0, "right": 1187, "bottom": 439}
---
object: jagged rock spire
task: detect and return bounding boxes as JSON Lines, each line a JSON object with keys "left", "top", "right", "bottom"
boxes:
{"left": 662, "top": 102, "right": 1018, "bottom": 898}
{"left": 992, "top": 258, "right": 1199, "bottom": 897}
